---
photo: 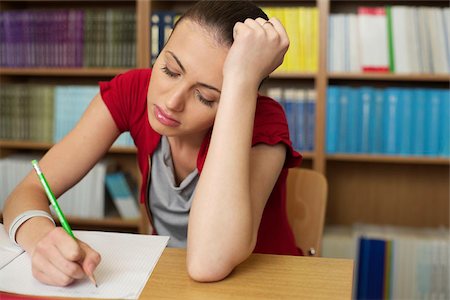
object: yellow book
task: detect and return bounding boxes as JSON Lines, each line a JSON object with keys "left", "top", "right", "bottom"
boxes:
{"left": 310, "top": 8, "right": 319, "bottom": 72}
{"left": 271, "top": 7, "right": 288, "bottom": 73}
{"left": 304, "top": 8, "right": 313, "bottom": 72}
{"left": 284, "top": 7, "right": 301, "bottom": 72}
{"left": 298, "top": 8, "right": 306, "bottom": 71}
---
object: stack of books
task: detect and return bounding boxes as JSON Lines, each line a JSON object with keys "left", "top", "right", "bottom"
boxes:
{"left": 0, "top": 8, "right": 136, "bottom": 68}
{"left": 266, "top": 87, "right": 316, "bottom": 152}
{"left": 322, "top": 224, "right": 450, "bottom": 300}
{"left": 328, "top": 6, "right": 450, "bottom": 74}
{"left": 262, "top": 6, "right": 319, "bottom": 73}
{"left": 0, "top": 84, "right": 135, "bottom": 148}
{"left": 326, "top": 86, "right": 449, "bottom": 156}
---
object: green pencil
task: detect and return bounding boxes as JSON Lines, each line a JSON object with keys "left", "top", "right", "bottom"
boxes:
{"left": 31, "top": 160, "right": 75, "bottom": 238}
{"left": 31, "top": 159, "right": 97, "bottom": 287}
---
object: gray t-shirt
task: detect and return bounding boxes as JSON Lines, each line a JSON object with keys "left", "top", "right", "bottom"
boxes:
{"left": 149, "top": 136, "right": 199, "bottom": 248}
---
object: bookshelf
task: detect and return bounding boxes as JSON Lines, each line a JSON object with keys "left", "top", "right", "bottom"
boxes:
{"left": 0, "top": 0, "right": 449, "bottom": 236}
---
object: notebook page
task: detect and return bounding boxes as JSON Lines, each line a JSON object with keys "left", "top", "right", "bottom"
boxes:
{"left": 0, "top": 224, "right": 25, "bottom": 269}
{"left": 0, "top": 230, "right": 169, "bottom": 299}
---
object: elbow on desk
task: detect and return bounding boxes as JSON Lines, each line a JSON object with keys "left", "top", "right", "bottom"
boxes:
{"left": 186, "top": 246, "right": 253, "bottom": 282}
{"left": 186, "top": 256, "right": 234, "bottom": 282}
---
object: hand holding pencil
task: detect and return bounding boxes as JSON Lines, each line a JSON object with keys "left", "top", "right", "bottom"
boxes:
{"left": 30, "top": 160, "right": 101, "bottom": 287}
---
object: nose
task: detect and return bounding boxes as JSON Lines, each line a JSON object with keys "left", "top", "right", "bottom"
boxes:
{"left": 165, "top": 86, "right": 186, "bottom": 112}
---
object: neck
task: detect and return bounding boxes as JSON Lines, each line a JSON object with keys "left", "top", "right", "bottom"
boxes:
{"left": 167, "top": 130, "right": 208, "bottom": 154}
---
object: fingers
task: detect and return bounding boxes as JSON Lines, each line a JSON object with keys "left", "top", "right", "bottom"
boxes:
{"left": 266, "top": 17, "right": 290, "bottom": 48}
{"left": 30, "top": 228, "right": 100, "bottom": 287}
{"left": 78, "top": 240, "right": 102, "bottom": 277}
{"left": 47, "top": 243, "right": 85, "bottom": 279}
{"left": 32, "top": 252, "right": 77, "bottom": 286}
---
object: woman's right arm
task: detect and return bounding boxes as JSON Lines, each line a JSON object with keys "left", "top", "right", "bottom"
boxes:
{"left": 3, "top": 93, "right": 120, "bottom": 286}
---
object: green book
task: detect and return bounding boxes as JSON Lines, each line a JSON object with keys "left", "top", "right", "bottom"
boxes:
{"left": 386, "top": 6, "right": 395, "bottom": 73}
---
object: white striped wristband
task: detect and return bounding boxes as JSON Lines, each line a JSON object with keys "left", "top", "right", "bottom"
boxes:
{"left": 8, "top": 210, "right": 56, "bottom": 246}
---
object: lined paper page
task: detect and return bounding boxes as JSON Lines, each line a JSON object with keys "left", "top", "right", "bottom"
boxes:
{"left": 0, "top": 230, "right": 169, "bottom": 299}
{"left": 0, "top": 224, "right": 25, "bottom": 269}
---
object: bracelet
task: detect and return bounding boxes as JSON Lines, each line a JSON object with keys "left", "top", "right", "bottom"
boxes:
{"left": 8, "top": 210, "right": 56, "bottom": 246}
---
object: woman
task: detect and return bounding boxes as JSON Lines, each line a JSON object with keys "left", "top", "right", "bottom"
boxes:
{"left": 3, "top": 0, "right": 302, "bottom": 286}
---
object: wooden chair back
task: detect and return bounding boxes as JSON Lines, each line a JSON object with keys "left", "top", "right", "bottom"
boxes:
{"left": 286, "top": 168, "right": 328, "bottom": 256}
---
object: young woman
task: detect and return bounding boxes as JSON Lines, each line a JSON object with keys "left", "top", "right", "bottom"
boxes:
{"left": 3, "top": 0, "right": 302, "bottom": 286}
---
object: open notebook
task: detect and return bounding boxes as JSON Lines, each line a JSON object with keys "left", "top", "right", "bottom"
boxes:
{"left": 0, "top": 224, "right": 169, "bottom": 299}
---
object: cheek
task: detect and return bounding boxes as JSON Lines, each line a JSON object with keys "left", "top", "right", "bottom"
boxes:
{"left": 147, "top": 75, "right": 166, "bottom": 103}
{"left": 187, "top": 108, "right": 216, "bottom": 129}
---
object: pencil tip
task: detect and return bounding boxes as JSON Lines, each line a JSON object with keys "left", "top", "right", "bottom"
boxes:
{"left": 88, "top": 274, "right": 98, "bottom": 287}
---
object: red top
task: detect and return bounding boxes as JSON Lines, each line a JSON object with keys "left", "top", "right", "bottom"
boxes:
{"left": 100, "top": 69, "right": 303, "bottom": 256}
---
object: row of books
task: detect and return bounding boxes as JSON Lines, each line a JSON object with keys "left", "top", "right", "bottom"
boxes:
{"left": 0, "top": 84, "right": 134, "bottom": 148}
{"left": 262, "top": 7, "right": 318, "bottom": 73}
{"left": 329, "top": 6, "right": 450, "bottom": 74}
{"left": 326, "top": 86, "right": 450, "bottom": 157}
{"left": 266, "top": 87, "right": 316, "bottom": 152}
{"left": 149, "top": 7, "right": 319, "bottom": 73}
{"left": 0, "top": 9, "right": 136, "bottom": 68}
{"left": 150, "top": 11, "right": 179, "bottom": 66}
{"left": 0, "top": 154, "right": 140, "bottom": 220}
{"left": 322, "top": 224, "right": 449, "bottom": 300}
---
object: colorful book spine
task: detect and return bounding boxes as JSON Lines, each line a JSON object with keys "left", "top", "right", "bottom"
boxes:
{"left": 383, "top": 88, "right": 401, "bottom": 154}
{"left": 358, "top": 7, "right": 390, "bottom": 72}
{"left": 346, "top": 88, "right": 360, "bottom": 153}
{"left": 326, "top": 87, "right": 340, "bottom": 154}
{"left": 397, "top": 89, "right": 413, "bottom": 155}
{"left": 439, "top": 89, "right": 450, "bottom": 156}
{"left": 359, "top": 87, "right": 373, "bottom": 154}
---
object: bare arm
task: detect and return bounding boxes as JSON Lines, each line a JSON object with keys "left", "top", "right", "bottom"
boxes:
{"left": 187, "top": 17, "right": 289, "bottom": 281}
{"left": 3, "top": 93, "right": 120, "bottom": 285}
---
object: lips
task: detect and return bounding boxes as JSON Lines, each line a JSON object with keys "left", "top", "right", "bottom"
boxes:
{"left": 153, "top": 105, "right": 181, "bottom": 127}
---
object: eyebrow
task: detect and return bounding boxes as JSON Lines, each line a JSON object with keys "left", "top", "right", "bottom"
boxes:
{"left": 167, "top": 51, "right": 221, "bottom": 94}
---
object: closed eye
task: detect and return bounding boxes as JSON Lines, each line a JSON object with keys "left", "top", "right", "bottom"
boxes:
{"left": 195, "top": 90, "right": 215, "bottom": 108}
{"left": 161, "top": 65, "right": 179, "bottom": 78}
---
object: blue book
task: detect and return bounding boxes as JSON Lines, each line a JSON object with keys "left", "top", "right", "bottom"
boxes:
{"left": 105, "top": 172, "right": 140, "bottom": 219}
{"left": 150, "top": 12, "right": 160, "bottom": 65}
{"left": 398, "top": 89, "right": 414, "bottom": 155}
{"left": 326, "top": 86, "right": 340, "bottom": 153}
{"left": 283, "top": 89, "right": 297, "bottom": 150}
{"left": 357, "top": 238, "right": 386, "bottom": 300}
{"left": 383, "top": 88, "right": 401, "bottom": 155}
{"left": 356, "top": 238, "right": 371, "bottom": 300}
{"left": 346, "top": 88, "right": 360, "bottom": 153}
{"left": 366, "top": 239, "right": 386, "bottom": 300}
{"left": 359, "top": 87, "right": 373, "bottom": 154}
{"left": 369, "top": 89, "right": 384, "bottom": 154}
{"left": 424, "top": 89, "right": 441, "bottom": 156}
{"left": 294, "top": 89, "right": 307, "bottom": 151}
{"left": 162, "top": 11, "right": 176, "bottom": 46}
{"left": 305, "top": 90, "right": 316, "bottom": 151}
{"left": 439, "top": 89, "right": 450, "bottom": 156}
{"left": 412, "top": 89, "right": 427, "bottom": 156}
{"left": 337, "top": 87, "right": 350, "bottom": 153}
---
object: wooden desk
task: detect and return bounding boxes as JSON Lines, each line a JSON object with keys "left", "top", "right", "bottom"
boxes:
{"left": 141, "top": 248, "right": 354, "bottom": 300}
{"left": 1, "top": 248, "right": 353, "bottom": 300}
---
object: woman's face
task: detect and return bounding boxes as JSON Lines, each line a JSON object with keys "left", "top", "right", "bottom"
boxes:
{"left": 147, "top": 20, "right": 228, "bottom": 140}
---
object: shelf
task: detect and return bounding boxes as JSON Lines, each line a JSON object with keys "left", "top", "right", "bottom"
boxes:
{"left": 326, "top": 154, "right": 450, "bottom": 165}
{"left": 270, "top": 72, "right": 316, "bottom": 79}
{"left": 0, "top": 67, "right": 132, "bottom": 77}
{"left": 328, "top": 72, "right": 450, "bottom": 82}
{"left": 299, "top": 151, "right": 315, "bottom": 159}
{"left": 0, "top": 140, "right": 137, "bottom": 154}
{"left": 61, "top": 216, "right": 140, "bottom": 230}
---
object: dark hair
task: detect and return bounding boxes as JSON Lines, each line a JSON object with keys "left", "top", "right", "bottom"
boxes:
{"left": 175, "top": 0, "right": 268, "bottom": 47}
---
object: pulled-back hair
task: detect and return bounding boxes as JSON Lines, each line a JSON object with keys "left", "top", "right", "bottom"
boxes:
{"left": 175, "top": 0, "right": 268, "bottom": 47}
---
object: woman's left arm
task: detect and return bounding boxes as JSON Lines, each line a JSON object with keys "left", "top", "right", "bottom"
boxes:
{"left": 187, "top": 17, "right": 289, "bottom": 282}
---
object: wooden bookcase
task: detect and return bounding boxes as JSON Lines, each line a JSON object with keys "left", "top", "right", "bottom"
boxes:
{"left": 0, "top": 0, "right": 448, "bottom": 234}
